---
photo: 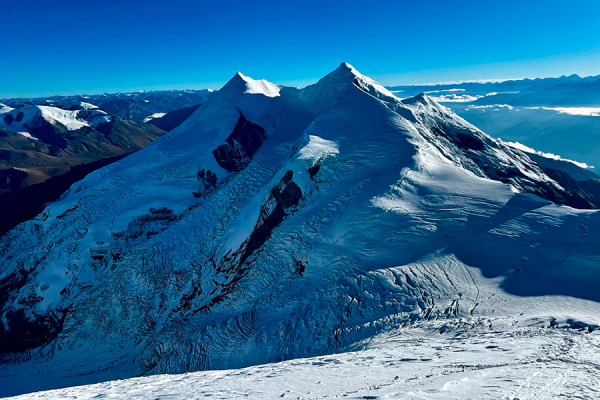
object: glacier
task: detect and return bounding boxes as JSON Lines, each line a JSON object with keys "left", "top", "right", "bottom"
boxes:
{"left": 0, "top": 63, "right": 599, "bottom": 398}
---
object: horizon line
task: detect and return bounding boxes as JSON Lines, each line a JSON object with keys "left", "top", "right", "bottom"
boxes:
{"left": 2, "top": 71, "right": 599, "bottom": 101}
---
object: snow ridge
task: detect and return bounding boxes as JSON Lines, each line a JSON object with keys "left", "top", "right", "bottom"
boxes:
{"left": 236, "top": 72, "right": 281, "bottom": 97}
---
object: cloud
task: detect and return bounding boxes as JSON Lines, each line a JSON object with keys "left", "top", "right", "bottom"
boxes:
{"left": 507, "top": 141, "right": 593, "bottom": 169}
{"left": 430, "top": 94, "right": 483, "bottom": 102}
{"left": 431, "top": 91, "right": 498, "bottom": 103}
{"left": 466, "top": 104, "right": 514, "bottom": 110}
{"left": 424, "top": 89, "right": 466, "bottom": 94}
{"left": 527, "top": 107, "right": 600, "bottom": 117}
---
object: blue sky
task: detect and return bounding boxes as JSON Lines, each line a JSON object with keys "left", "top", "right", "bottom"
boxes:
{"left": 2, "top": 0, "right": 600, "bottom": 97}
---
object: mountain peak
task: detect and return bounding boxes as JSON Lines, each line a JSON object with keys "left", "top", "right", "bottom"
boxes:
{"left": 299, "top": 62, "right": 397, "bottom": 114}
{"left": 402, "top": 92, "right": 449, "bottom": 108}
{"left": 336, "top": 62, "right": 357, "bottom": 74}
{"left": 222, "top": 71, "right": 250, "bottom": 87}
{"left": 403, "top": 92, "right": 432, "bottom": 104}
{"left": 400, "top": 93, "right": 450, "bottom": 117}
{"left": 234, "top": 71, "right": 249, "bottom": 81}
{"left": 329, "top": 62, "right": 361, "bottom": 81}
{"left": 219, "top": 71, "right": 281, "bottom": 98}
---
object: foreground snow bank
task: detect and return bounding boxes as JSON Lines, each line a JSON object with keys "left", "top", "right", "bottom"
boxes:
{"left": 7, "top": 326, "right": 599, "bottom": 399}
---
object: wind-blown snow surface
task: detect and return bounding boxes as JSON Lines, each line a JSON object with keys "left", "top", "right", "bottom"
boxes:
{"left": 8, "top": 327, "right": 600, "bottom": 399}
{"left": 1, "top": 63, "right": 600, "bottom": 398}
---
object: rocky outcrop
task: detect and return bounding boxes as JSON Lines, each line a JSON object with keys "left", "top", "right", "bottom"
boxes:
{"left": 212, "top": 111, "right": 267, "bottom": 172}
{"left": 242, "top": 170, "right": 302, "bottom": 264}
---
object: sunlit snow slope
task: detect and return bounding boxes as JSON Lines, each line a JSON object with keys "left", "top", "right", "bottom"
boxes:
{"left": 1, "top": 63, "right": 599, "bottom": 398}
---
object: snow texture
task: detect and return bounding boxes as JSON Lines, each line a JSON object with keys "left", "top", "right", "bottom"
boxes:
{"left": 7, "top": 327, "right": 599, "bottom": 399}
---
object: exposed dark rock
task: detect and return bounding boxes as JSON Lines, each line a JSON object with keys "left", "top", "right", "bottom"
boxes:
{"left": 455, "top": 132, "right": 484, "bottom": 151}
{"left": 295, "top": 259, "right": 307, "bottom": 275}
{"left": 308, "top": 165, "right": 320, "bottom": 179}
{"left": 541, "top": 167, "right": 600, "bottom": 209}
{"left": 3, "top": 114, "right": 14, "bottom": 125}
{"left": 194, "top": 168, "right": 218, "bottom": 197}
{"left": 212, "top": 111, "right": 267, "bottom": 172}
{"left": 426, "top": 121, "right": 597, "bottom": 209}
{"left": 113, "top": 207, "right": 178, "bottom": 241}
{"left": 279, "top": 179, "right": 302, "bottom": 208}
{"left": 0, "top": 270, "right": 68, "bottom": 354}
{"left": 281, "top": 169, "right": 294, "bottom": 185}
{"left": 242, "top": 171, "right": 302, "bottom": 264}
{"left": 0, "top": 271, "right": 27, "bottom": 314}
{"left": 0, "top": 307, "right": 69, "bottom": 354}
{"left": 481, "top": 163, "right": 582, "bottom": 208}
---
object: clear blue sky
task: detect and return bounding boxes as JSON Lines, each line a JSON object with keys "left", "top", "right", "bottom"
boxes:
{"left": 2, "top": 0, "right": 600, "bottom": 97}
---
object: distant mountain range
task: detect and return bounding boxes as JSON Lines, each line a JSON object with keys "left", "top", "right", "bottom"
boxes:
{"left": 388, "top": 74, "right": 600, "bottom": 106}
{"left": 1, "top": 89, "right": 214, "bottom": 122}
{"left": 0, "top": 102, "right": 165, "bottom": 192}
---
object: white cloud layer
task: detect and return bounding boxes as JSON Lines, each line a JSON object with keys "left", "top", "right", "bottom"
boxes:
{"left": 424, "top": 89, "right": 466, "bottom": 94}
{"left": 507, "top": 141, "right": 593, "bottom": 169}
{"left": 431, "top": 91, "right": 497, "bottom": 103}
{"left": 527, "top": 107, "right": 600, "bottom": 117}
{"left": 430, "top": 94, "right": 483, "bottom": 102}
{"left": 466, "top": 104, "right": 514, "bottom": 110}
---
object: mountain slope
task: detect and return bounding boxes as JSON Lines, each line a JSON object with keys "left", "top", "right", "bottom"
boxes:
{"left": 0, "top": 104, "right": 165, "bottom": 192}
{"left": 387, "top": 74, "right": 600, "bottom": 169}
{"left": 1, "top": 64, "right": 599, "bottom": 397}
{"left": 145, "top": 104, "right": 202, "bottom": 132}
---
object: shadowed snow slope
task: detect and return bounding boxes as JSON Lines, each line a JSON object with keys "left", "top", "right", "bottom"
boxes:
{"left": 1, "top": 63, "right": 600, "bottom": 398}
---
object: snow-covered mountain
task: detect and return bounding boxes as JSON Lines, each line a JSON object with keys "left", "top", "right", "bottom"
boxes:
{"left": 1, "top": 89, "right": 214, "bottom": 123}
{"left": 388, "top": 73, "right": 600, "bottom": 105}
{"left": 1, "top": 103, "right": 111, "bottom": 142}
{"left": 1, "top": 63, "right": 600, "bottom": 397}
{"left": 0, "top": 103, "right": 164, "bottom": 182}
